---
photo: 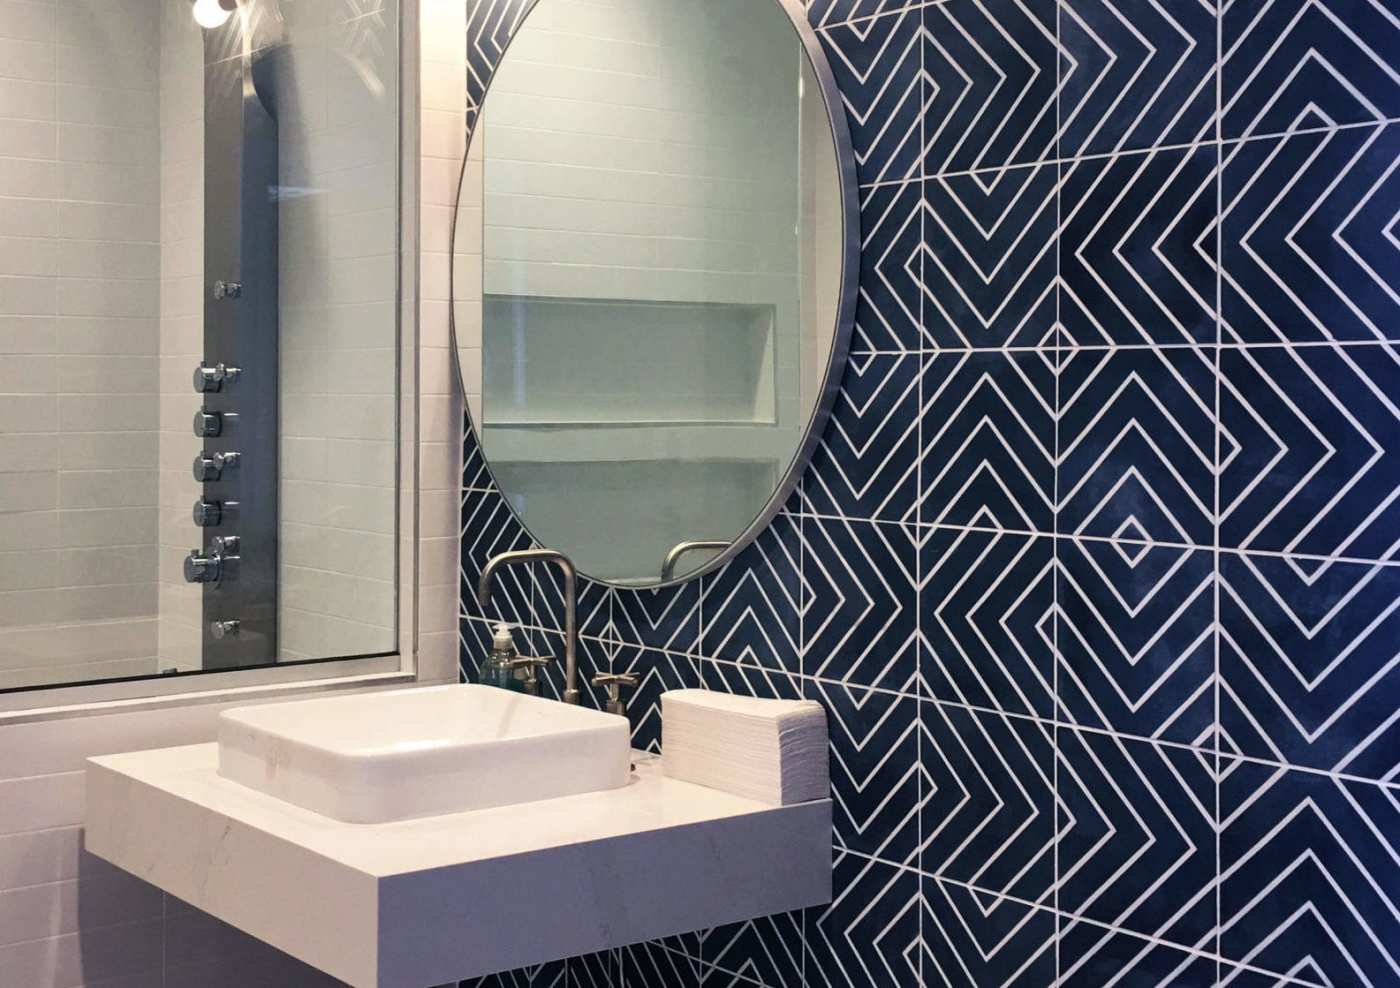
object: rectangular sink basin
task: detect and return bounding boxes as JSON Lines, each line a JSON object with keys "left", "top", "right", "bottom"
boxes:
{"left": 217, "top": 684, "right": 632, "bottom": 823}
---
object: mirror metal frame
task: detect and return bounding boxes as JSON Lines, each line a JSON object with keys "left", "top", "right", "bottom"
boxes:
{"left": 449, "top": 0, "right": 860, "bottom": 589}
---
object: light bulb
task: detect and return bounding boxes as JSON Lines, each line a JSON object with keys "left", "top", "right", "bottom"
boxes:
{"left": 193, "top": 0, "right": 231, "bottom": 29}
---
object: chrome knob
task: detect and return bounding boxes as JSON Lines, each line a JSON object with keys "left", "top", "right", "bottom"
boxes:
{"left": 193, "top": 362, "right": 242, "bottom": 393}
{"left": 183, "top": 550, "right": 222, "bottom": 584}
{"left": 192, "top": 499, "right": 222, "bottom": 527}
{"left": 210, "top": 619, "right": 240, "bottom": 640}
{"left": 212, "top": 535, "right": 240, "bottom": 555}
{"left": 193, "top": 408, "right": 222, "bottom": 437}
{"left": 192, "top": 450, "right": 240, "bottom": 482}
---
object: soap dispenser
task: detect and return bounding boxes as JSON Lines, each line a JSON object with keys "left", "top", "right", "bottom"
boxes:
{"left": 479, "top": 622, "right": 525, "bottom": 691}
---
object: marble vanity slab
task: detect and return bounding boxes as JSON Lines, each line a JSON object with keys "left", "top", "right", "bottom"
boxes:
{"left": 85, "top": 744, "right": 831, "bottom": 988}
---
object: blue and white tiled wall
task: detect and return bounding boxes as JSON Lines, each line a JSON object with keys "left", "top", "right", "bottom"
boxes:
{"left": 458, "top": 0, "right": 1400, "bottom": 984}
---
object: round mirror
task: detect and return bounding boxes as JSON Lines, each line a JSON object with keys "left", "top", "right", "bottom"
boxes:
{"left": 451, "top": 0, "right": 856, "bottom": 588}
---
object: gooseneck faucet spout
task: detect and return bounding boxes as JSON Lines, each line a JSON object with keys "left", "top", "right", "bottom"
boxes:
{"left": 477, "top": 548, "right": 580, "bottom": 704}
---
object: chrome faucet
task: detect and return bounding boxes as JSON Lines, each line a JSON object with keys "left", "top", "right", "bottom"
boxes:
{"left": 477, "top": 548, "right": 580, "bottom": 704}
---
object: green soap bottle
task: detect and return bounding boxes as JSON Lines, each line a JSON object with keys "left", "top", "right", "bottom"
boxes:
{"left": 479, "top": 622, "right": 525, "bottom": 691}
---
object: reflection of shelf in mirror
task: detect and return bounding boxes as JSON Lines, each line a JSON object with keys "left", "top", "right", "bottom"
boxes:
{"left": 483, "top": 294, "right": 780, "bottom": 425}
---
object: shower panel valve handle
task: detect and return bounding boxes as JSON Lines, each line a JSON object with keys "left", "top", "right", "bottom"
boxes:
{"left": 193, "top": 450, "right": 240, "bottom": 482}
{"left": 193, "top": 362, "right": 242, "bottom": 393}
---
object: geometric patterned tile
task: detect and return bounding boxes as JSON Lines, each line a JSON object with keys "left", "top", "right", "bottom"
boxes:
{"left": 1222, "top": 125, "right": 1400, "bottom": 344}
{"left": 802, "top": 518, "right": 918, "bottom": 692}
{"left": 921, "top": 878, "right": 1057, "bottom": 987}
{"left": 612, "top": 581, "right": 700, "bottom": 656}
{"left": 1221, "top": 0, "right": 1400, "bottom": 141}
{"left": 920, "top": 350, "right": 1057, "bottom": 532}
{"left": 1056, "top": 730, "right": 1218, "bottom": 951}
{"left": 615, "top": 645, "right": 700, "bottom": 754}
{"left": 817, "top": 9, "right": 924, "bottom": 187}
{"left": 922, "top": 0, "right": 1058, "bottom": 174}
{"left": 920, "top": 704, "right": 1055, "bottom": 905}
{"left": 701, "top": 911, "right": 805, "bottom": 988}
{"left": 806, "top": 0, "right": 907, "bottom": 31}
{"left": 802, "top": 354, "right": 920, "bottom": 522}
{"left": 1218, "top": 761, "right": 1400, "bottom": 986}
{"left": 919, "top": 528, "right": 1055, "bottom": 718}
{"left": 853, "top": 182, "right": 924, "bottom": 353}
{"left": 805, "top": 853, "right": 921, "bottom": 988}
{"left": 1219, "top": 343, "right": 1400, "bottom": 561}
{"left": 620, "top": 941, "right": 698, "bottom": 988}
{"left": 1220, "top": 552, "right": 1400, "bottom": 783}
{"left": 1056, "top": 540, "right": 1215, "bottom": 744}
{"left": 1058, "top": 145, "right": 1218, "bottom": 347}
{"left": 699, "top": 515, "right": 802, "bottom": 678}
{"left": 1058, "top": 0, "right": 1218, "bottom": 157}
{"left": 809, "top": 680, "right": 921, "bottom": 864}
{"left": 920, "top": 165, "right": 1059, "bottom": 350}
{"left": 1057, "top": 346, "right": 1217, "bottom": 546}
{"left": 1056, "top": 922, "right": 1218, "bottom": 987}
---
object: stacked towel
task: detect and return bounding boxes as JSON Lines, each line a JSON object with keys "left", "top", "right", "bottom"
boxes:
{"left": 660, "top": 689, "right": 829, "bottom": 805}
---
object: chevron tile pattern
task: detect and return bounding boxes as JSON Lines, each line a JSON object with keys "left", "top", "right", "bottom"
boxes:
{"left": 459, "top": 0, "right": 1400, "bottom": 985}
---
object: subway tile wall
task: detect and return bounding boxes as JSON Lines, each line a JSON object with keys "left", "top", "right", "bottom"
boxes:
{"left": 459, "top": 0, "right": 1400, "bottom": 985}
{"left": 0, "top": 0, "right": 165, "bottom": 687}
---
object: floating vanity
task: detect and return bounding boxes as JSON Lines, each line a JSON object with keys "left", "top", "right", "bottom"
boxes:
{"left": 84, "top": 686, "right": 832, "bottom": 988}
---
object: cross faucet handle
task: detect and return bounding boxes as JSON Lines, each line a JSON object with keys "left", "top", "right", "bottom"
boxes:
{"left": 590, "top": 672, "right": 639, "bottom": 716}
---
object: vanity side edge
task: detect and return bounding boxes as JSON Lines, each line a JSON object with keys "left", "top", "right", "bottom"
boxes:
{"left": 84, "top": 756, "right": 382, "bottom": 988}
{"left": 376, "top": 796, "right": 833, "bottom": 988}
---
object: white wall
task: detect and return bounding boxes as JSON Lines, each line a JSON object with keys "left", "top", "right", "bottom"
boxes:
{"left": 0, "top": 0, "right": 165, "bottom": 688}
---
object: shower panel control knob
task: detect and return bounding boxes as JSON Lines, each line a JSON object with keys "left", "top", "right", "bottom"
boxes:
{"left": 210, "top": 620, "right": 240, "bottom": 640}
{"left": 193, "top": 362, "right": 242, "bottom": 393}
{"left": 192, "top": 451, "right": 240, "bottom": 482}
{"left": 192, "top": 499, "right": 222, "bottom": 527}
{"left": 183, "top": 550, "right": 223, "bottom": 584}
{"left": 193, "top": 408, "right": 223, "bottom": 437}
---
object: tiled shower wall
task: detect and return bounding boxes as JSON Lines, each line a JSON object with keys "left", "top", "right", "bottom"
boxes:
{"left": 460, "top": 0, "right": 1400, "bottom": 985}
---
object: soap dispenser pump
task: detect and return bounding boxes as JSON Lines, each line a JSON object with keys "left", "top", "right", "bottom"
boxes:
{"left": 479, "top": 622, "right": 525, "bottom": 691}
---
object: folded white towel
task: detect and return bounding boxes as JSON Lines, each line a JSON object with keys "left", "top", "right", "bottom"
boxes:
{"left": 660, "top": 689, "right": 829, "bottom": 805}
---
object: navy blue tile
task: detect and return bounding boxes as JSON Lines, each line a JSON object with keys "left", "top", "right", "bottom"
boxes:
{"left": 1058, "top": 0, "right": 1217, "bottom": 158}
{"left": 808, "top": 680, "right": 920, "bottom": 865}
{"left": 613, "top": 645, "right": 699, "bottom": 754}
{"left": 462, "top": 959, "right": 567, "bottom": 988}
{"left": 621, "top": 941, "right": 698, "bottom": 988}
{"left": 463, "top": 418, "right": 492, "bottom": 491}
{"left": 922, "top": 0, "right": 1058, "bottom": 174}
{"left": 1222, "top": 125, "right": 1400, "bottom": 344}
{"left": 853, "top": 182, "right": 924, "bottom": 353}
{"left": 569, "top": 951, "right": 615, "bottom": 988}
{"left": 921, "top": 165, "right": 1059, "bottom": 350}
{"left": 698, "top": 656, "right": 804, "bottom": 701}
{"left": 532, "top": 568, "right": 611, "bottom": 643}
{"left": 805, "top": 854, "right": 921, "bottom": 988}
{"left": 611, "top": 581, "right": 699, "bottom": 656}
{"left": 817, "top": 10, "right": 924, "bottom": 188}
{"left": 1056, "top": 923, "right": 1217, "bottom": 987}
{"left": 461, "top": 486, "right": 534, "bottom": 627}
{"left": 920, "top": 351, "right": 1056, "bottom": 532}
{"left": 1059, "top": 145, "right": 1218, "bottom": 346}
{"left": 920, "top": 880, "right": 1056, "bottom": 987}
{"left": 1222, "top": 0, "right": 1400, "bottom": 140}
{"left": 701, "top": 911, "right": 804, "bottom": 988}
{"left": 1056, "top": 539, "right": 1215, "bottom": 744}
{"left": 1219, "top": 761, "right": 1400, "bottom": 985}
{"left": 803, "top": 354, "right": 919, "bottom": 523}
{"left": 802, "top": 518, "right": 917, "bottom": 691}
{"left": 807, "top": 0, "right": 907, "bottom": 29}
{"left": 1221, "top": 553, "right": 1400, "bottom": 781}
{"left": 529, "top": 631, "right": 612, "bottom": 710}
{"left": 920, "top": 704, "right": 1054, "bottom": 905}
{"left": 1057, "top": 729, "right": 1217, "bottom": 950}
{"left": 1058, "top": 346, "right": 1217, "bottom": 546}
{"left": 1219, "top": 343, "right": 1400, "bottom": 561}
{"left": 919, "top": 528, "right": 1054, "bottom": 718}
{"left": 699, "top": 514, "right": 801, "bottom": 678}
{"left": 465, "top": 0, "right": 530, "bottom": 107}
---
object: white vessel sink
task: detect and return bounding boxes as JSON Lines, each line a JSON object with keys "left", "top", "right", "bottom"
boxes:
{"left": 217, "top": 684, "right": 632, "bottom": 823}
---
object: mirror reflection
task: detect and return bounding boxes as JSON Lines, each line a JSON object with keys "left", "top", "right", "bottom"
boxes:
{"left": 454, "top": 0, "right": 848, "bottom": 586}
